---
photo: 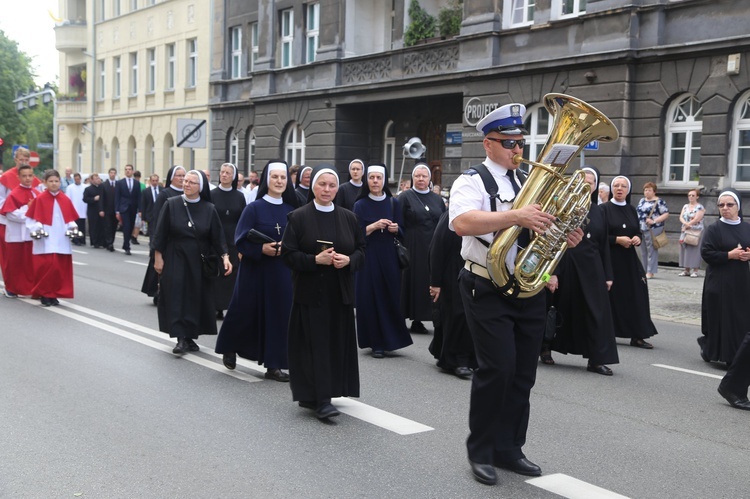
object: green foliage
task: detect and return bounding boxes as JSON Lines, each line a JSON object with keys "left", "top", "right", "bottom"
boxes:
{"left": 438, "top": 0, "right": 463, "bottom": 38}
{"left": 404, "top": 0, "right": 437, "bottom": 47}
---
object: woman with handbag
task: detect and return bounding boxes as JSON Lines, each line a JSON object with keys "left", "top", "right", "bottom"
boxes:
{"left": 352, "top": 164, "right": 412, "bottom": 358}
{"left": 153, "top": 170, "right": 231, "bottom": 355}
{"left": 215, "top": 161, "right": 298, "bottom": 382}
{"left": 636, "top": 182, "right": 669, "bottom": 279}
{"left": 678, "top": 188, "right": 705, "bottom": 277}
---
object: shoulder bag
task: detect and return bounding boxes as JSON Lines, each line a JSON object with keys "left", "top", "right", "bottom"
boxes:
{"left": 681, "top": 206, "right": 702, "bottom": 246}
{"left": 648, "top": 199, "right": 669, "bottom": 249}
{"left": 390, "top": 197, "right": 410, "bottom": 269}
{"left": 183, "top": 199, "right": 222, "bottom": 279}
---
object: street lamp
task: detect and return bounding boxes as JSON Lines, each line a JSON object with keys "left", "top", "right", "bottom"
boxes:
{"left": 12, "top": 84, "right": 58, "bottom": 171}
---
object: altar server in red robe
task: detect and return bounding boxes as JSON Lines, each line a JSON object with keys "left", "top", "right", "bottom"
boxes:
{"left": 0, "top": 165, "right": 39, "bottom": 296}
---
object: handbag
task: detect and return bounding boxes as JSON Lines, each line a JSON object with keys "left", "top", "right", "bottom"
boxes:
{"left": 544, "top": 306, "right": 563, "bottom": 343}
{"left": 183, "top": 199, "right": 222, "bottom": 279}
{"left": 394, "top": 237, "right": 410, "bottom": 270}
{"left": 683, "top": 228, "right": 702, "bottom": 246}
{"left": 647, "top": 199, "right": 669, "bottom": 249}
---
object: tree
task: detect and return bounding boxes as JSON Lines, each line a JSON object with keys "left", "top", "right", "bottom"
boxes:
{"left": 0, "top": 30, "right": 35, "bottom": 167}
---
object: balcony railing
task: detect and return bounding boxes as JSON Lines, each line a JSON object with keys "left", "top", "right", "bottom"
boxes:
{"left": 54, "top": 21, "right": 87, "bottom": 53}
{"left": 57, "top": 99, "right": 88, "bottom": 124}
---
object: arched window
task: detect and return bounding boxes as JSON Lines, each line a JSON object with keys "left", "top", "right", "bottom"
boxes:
{"left": 285, "top": 122, "right": 305, "bottom": 165}
{"left": 523, "top": 103, "right": 551, "bottom": 167}
{"left": 383, "top": 120, "right": 396, "bottom": 181}
{"left": 731, "top": 90, "right": 750, "bottom": 186}
{"left": 96, "top": 137, "right": 105, "bottom": 172}
{"left": 145, "top": 135, "right": 155, "bottom": 175}
{"left": 228, "top": 129, "right": 239, "bottom": 166}
{"left": 664, "top": 94, "right": 702, "bottom": 184}
{"left": 127, "top": 136, "right": 138, "bottom": 169}
{"left": 73, "top": 139, "right": 83, "bottom": 172}
{"left": 246, "top": 129, "right": 256, "bottom": 174}
{"left": 163, "top": 133, "right": 174, "bottom": 175}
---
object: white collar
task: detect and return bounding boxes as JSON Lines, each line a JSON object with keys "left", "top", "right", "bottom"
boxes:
{"left": 720, "top": 217, "right": 741, "bottom": 225}
{"left": 298, "top": 184, "right": 310, "bottom": 190}
{"left": 313, "top": 200, "right": 334, "bottom": 212}
{"left": 611, "top": 199, "right": 627, "bottom": 206}
{"left": 263, "top": 194, "right": 283, "bottom": 205}
{"left": 171, "top": 186, "right": 184, "bottom": 192}
{"left": 182, "top": 194, "right": 200, "bottom": 204}
{"left": 369, "top": 193, "right": 386, "bottom": 201}
{"left": 350, "top": 180, "right": 363, "bottom": 187}
{"left": 482, "top": 156, "right": 511, "bottom": 177}
{"left": 218, "top": 184, "right": 233, "bottom": 192}
{"left": 412, "top": 187, "right": 430, "bottom": 195}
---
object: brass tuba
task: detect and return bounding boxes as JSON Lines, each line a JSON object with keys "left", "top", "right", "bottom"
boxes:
{"left": 486, "top": 93, "right": 619, "bottom": 298}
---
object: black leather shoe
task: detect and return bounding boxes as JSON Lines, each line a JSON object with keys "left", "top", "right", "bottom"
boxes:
{"left": 587, "top": 364, "right": 613, "bottom": 376}
{"left": 454, "top": 367, "right": 473, "bottom": 379}
{"left": 186, "top": 338, "right": 200, "bottom": 352}
{"left": 131, "top": 238, "right": 140, "bottom": 245}
{"left": 315, "top": 402, "right": 340, "bottom": 420}
{"left": 51, "top": 298, "right": 60, "bottom": 306}
{"left": 697, "top": 336, "right": 710, "bottom": 362}
{"left": 718, "top": 384, "right": 750, "bottom": 410}
{"left": 410, "top": 321, "right": 428, "bottom": 334}
{"left": 172, "top": 339, "right": 189, "bottom": 355}
{"left": 223, "top": 352, "right": 236, "bottom": 370}
{"left": 107, "top": 245, "right": 115, "bottom": 252}
{"left": 265, "top": 368, "right": 290, "bottom": 382}
{"left": 371, "top": 350, "right": 384, "bottom": 359}
{"left": 630, "top": 338, "right": 653, "bottom": 349}
{"left": 495, "top": 457, "right": 542, "bottom": 477}
{"left": 124, "top": 249, "right": 131, "bottom": 255}
{"left": 40, "top": 297, "right": 52, "bottom": 307}
{"left": 298, "top": 401, "right": 316, "bottom": 410}
{"left": 469, "top": 460, "right": 497, "bottom": 485}
{"left": 216, "top": 310, "right": 224, "bottom": 320}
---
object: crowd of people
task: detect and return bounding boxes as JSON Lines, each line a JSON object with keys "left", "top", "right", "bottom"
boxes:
{"left": 3, "top": 117, "right": 750, "bottom": 488}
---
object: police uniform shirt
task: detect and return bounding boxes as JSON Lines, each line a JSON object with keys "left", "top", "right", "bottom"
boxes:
{"left": 448, "top": 156, "right": 521, "bottom": 273}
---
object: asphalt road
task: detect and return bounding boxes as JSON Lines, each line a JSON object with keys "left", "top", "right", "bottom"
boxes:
{"left": 1, "top": 237, "right": 748, "bottom": 498}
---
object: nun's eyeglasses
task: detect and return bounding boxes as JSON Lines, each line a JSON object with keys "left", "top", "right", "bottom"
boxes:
{"left": 184, "top": 180, "right": 200, "bottom": 186}
{"left": 717, "top": 203, "right": 736, "bottom": 208}
{"left": 486, "top": 138, "right": 526, "bottom": 150}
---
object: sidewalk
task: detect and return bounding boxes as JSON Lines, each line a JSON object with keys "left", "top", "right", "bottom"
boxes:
{"left": 647, "top": 266, "right": 703, "bottom": 326}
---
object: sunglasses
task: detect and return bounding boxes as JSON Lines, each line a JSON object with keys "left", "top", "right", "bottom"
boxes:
{"left": 486, "top": 137, "right": 526, "bottom": 149}
{"left": 717, "top": 203, "right": 736, "bottom": 208}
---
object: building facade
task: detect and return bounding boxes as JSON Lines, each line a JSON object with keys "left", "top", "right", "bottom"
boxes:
{"left": 209, "top": 0, "right": 750, "bottom": 262}
{"left": 54, "top": 0, "right": 212, "bottom": 178}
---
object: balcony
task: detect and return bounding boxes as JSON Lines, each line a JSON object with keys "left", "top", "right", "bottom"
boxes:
{"left": 54, "top": 21, "right": 87, "bottom": 53}
{"left": 57, "top": 98, "right": 88, "bottom": 125}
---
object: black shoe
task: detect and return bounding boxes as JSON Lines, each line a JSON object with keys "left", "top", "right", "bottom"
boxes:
{"left": 107, "top": 245, "right": 115, "bottom": 252}
{"left": 697, "top": 336, "right": 710, "bottom": 362}
{"left": 587, "top": 364, "right": 613, "bottom": 376}
{"left": 40, "top": 297, "right": 52, "bottom": 307}
{"left": 4, "top": 289, "right": 18, "bottom": 298}
{"left": 469, "top": 460, "right": 497, "bottom": 486}
{"left": 718, "top": 384, "right": 750, "bottom": 410}
{"left": 630, "top": 338, "right": 653, "bottom": 349}
{"left": 454, "top": 367, "right": 473, "bottom": 379}
{"left": 371, "top": 349, "right": 384, "bottom": 359}
{"left": 265, "top": 368, "right": 290, "bottom": 382}
{"left": 315, "top": 402, "right": 340, "bottom": 420}
{"left": 186, "top": 338, "right": 200, "bottom": 352}
{"left": 172, "top": 339, "right": 189, "bottom": 355}
{"left": 216, "top": 310, "right": 224, "bottom": 320}
{"left": 152, "top": 295, "right": 159, "bottom": 306}
{"left": 222, "top": 352, "right": 236, "bottom": 370}
{"left": 51, "top": 298, "right": 61, "bottom": 306}
{"left": 124, "top": 249, "right": 131, "bottom": 255}
{"left": 495, "top": 457, "right": 542, "bottom": 477}
{"left": 131, "top": 238, "right": 140, "bottom": 245}
{"left": 298, "top": 401, "right": 316, "bottom": 410}
{"left": 410, "top": 321, "right": 428, "bottom": 334}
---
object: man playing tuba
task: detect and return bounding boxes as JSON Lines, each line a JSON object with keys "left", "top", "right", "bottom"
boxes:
{"left": 449, "top": 103, "right": 584, "bottom": 486}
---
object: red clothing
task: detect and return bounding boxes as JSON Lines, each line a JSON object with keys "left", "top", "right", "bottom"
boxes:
{"left": 32, "top": 253, "right": 73, "bottom": 298}
{"left": 0, "top": 224, "right": 6, "bottom": 281}
{"left": 27, "top": 190, "right": 78, "bottom": 225}
{"left": 0, "top": 167, "right": 42, "bottom": 191}
{"left": 4, "top": 241, "right": 35, "bottom": 295}
{"left": 1, "top": 185, "right": 38, "bottom": 217}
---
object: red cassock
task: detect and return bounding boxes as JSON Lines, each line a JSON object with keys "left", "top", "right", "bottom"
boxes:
{"left": 26, "top": 190, "right": 79, "bottom": 299}
{"left": 0, "top": 186, "right": 38, "bottom": 295}
{"left": 0, "top": 168, "right": 41, "bottom": 283}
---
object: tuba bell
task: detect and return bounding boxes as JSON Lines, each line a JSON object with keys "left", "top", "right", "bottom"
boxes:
{"left": 486, "top": 93, "right": 619, "bottom": 298}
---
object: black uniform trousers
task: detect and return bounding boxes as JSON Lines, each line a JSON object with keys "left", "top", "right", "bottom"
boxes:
{"left": 721, "top": 331, "right": 750, "bottom": 398}
{"left": 120, "top": 209, "right": 137, "bottom": 251}
{"left": 459, "top": 268, "right": 546, "bottom": 465}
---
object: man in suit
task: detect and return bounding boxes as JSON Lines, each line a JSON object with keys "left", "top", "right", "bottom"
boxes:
{"left": 139, "top": 174, "right": 160, "bottom": 238}
{"left": 83, "top": 173, "right": 105, "bottom": 248}
{"left": 101, "top": 168, "right": 118, "bottom": 252}
{"left": 114, "top": 164, "right": 141, "bottom": 255}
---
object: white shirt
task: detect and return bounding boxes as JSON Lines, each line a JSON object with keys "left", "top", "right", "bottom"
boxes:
{"left": 66, "top": 183, "right": 87, "bottom": 219}
{"left": 244, "top": 186, "right": 258, "bottom": 204}
{"left": 448, "top": 156, "right": 520, "bottom": 272}
{"left": 27, "top": 198, "right": 77, "bottom": 255}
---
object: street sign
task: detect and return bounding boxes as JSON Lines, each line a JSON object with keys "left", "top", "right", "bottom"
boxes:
{"left": 177, "top": 119, "right": 207, "bottom": 149}
{"left": 28, "top": 151, "right": 40, "bottom": 167}
{"left": 37, "top": 142, "right": 54, "bottom": 150}
{"left": 584, "top": 140, "right": 599, "bottom": 151}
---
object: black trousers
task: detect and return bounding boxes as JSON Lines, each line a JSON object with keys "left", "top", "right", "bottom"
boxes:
{"left": 459, "top": 268, "right": 546, "bottom": 465}
{"left": 120, "top": 209, "right": 136, "bottom": 251}
{"left": 74, "top": 218, "right": 86, "bottom": 245}
{"left": 103, "top": 212, "right": 117, "bottom": 247}
{"left": 721, "top": 331, "right": 750, "bottom": 399}
{"left": 88, "top": 214, "right": 105, "bottom": 247}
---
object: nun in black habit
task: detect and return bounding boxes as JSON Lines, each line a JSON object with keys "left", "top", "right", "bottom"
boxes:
{"left": 215, "top": 161, "right": 298, "bottom": 382}
{"left": 428, "top": 209, "right": 476, "bottom": 379}
{"left": 545, "top": 167, "right": 619, "bottom": 375}
{"left": 601, "top": 175, "right": 658, "bottom": 348}
{"left": 141, "top": 165, "right": 185, "bottom": 303}
{"left": 294, "top": 165, "right": 312, "bottom": 206}
{"left": 281, "top": 165, "right": 366, "bottom": 420}
{"left": 210, "top": 163, "right": 247, "bottom": 319}
{"left": 153, "top": 170, "right": 231, "bottom": 355}
{"left": 352, "top": 164, "right": 412, "bottom": 358}
{"left": 334, "top": 159, "right": 365, "bottom": 211}
{"left": 399, "top": 163, "right": 446, "bottom": 333}
{"left": 699, "top": 189, "right": 750, "bottom": 365}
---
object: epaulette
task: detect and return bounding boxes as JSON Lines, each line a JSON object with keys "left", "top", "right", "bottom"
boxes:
{"left": 462, "top": 168, "right": 479, "bottom": 176}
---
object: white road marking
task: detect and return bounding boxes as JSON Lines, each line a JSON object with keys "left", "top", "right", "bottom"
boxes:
{"left": 72, "top": 261, "right": 88, "bottom": 266}
{"left": 653, "top": 364, "right": 723, "bottom": 380}
{"left": 18, "top": 297, "right": 261, "bottom": 383}
{"left": 125, "top": 260, "right": 149, "bottom": 267}
{"left": 527, "top": 473, "right": 630, "bottom": 499}
{"left": 72, "top": 249, "right": 88, "bottom": 255}
{"left": 27, "top": 298, "right": 435, "bottom": 435}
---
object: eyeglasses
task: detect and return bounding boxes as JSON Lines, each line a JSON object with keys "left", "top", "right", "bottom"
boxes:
{"left": 486, "top": 137, "right": 526, "bottom": 149}
{"left": 183, "top": 180, "right": 200, "bottom": 186}
{"left": 717, "top": 203, "right": 736, "bottom": 208}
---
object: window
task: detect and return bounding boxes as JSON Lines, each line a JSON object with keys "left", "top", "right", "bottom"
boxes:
{"left": 187, "top": 38, "right": 197, "bottom": 88}
{"left": 130, "top": 0, "right": 137, "bottom": 12}
{"left": 166, "top": 43, "right": 175, "bottom": 90}
{"left": 147, "top": 0, "right": 155, "bottom": 5}
{"left": 664, "top": 95, "right": 702, "bottom": 184}
{"left": 250, "top": 23, "right": 259, "bottom": 72}
{"left": 146, "top": 135, "right": 155, "bottom": 175}
{"left": 114, "top": 56, "right": 121, "bottom": 98}
{"left": 731, "top": 91, "right": 750, "bottom": 185}
{"left": 229, "top": 130, "right": 239, "bottom": 165}
{"left": 383, "top": 120, "right": 395, "bottom": 181}
{"left": 130, "top": 52, "right": 138, "bottom": 96}
{"left": 230, "top": 27, "right": 243, "bottom": 79}
{"left": 114, "top": 0, "right": 120, "bottom": 16}
{"left": 508, "top": 0, "right": 535, "bottom": 26}
{"left": 98, "top": 0, "right": 106, "bottom": 21}
{"left": 285, "top": 122, "right": 305, "bottom": 165}
{"left": 281, "top": 9, "right": 294, "bottom": 68}
{"left": 98, "top": 59, "right": 106, "bottom": 100}
{"left": 147, "top": 48, "right": 156, "bottom": 93}
{"left": 247, "top": 130, "right": 256, "bottom": 173}
{"left": 523, "top": 104, "right": 552, "bottom": 165}
{"left": 559, "top": 0, "right": 586, "bottom": 17}
{"left": 305, "top": 3, "right": 319, "bottom": 64}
